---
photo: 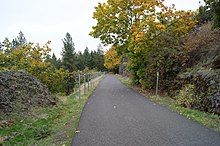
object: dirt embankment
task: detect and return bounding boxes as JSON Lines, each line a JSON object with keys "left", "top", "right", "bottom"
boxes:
{"left": 0, "top": 70, "right": 56, "bottom": 115}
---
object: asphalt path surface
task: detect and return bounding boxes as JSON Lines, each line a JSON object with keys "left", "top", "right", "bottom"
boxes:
{"left": 72, "top": 75, "right": 220, "bottom": 146}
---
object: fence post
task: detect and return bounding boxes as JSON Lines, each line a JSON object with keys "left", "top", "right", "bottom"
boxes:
{"left": 88, "top": 74, "right": 90, "bottom": 91}
{"left": 91, "top": 74, "right": 93, "bottom": 88}
{"left": 84, "top": 74, "right": 86, "bottom": 95}
{"left": 78, "top": 73, "right": 81, "bottom": 99}
{"left": 156, "top": 72, "right": 159, "bottom": 96}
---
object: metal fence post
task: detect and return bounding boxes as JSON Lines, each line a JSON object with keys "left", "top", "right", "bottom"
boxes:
{"left": 88, "top": 74, "right": 90, "bottom": 91}
{"left": 84, "top": 74, "right": 86, "bottom": 95}
{"left": 78, "top": 73, "right": 81, "bottom": 99}
{"left": 91, "top": 74, "right": 93, "bottom": 88}
{"left": 156, "top": 72, "right": 159, "bottom": 96}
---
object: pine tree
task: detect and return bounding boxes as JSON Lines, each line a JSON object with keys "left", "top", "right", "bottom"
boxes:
{"left": 83, "top": 47, "right": 90, "bottom": 69}
{"left": 96, "top": 44, "right": 105, "bottom": 71}
{"left": 17, "top": 31, "right": 27, "bottom": 46}
{"left": 205, "top": 0, "right": 220, "bottom": 28}
{"left": 0, "top": 42, "right": 3, "bottom": 51}
{"left": 76, "top": 51, "right": 85, "bottom": 70}
{"left": 61, "top": 32, "right": 77, "bottom": 95}
{"left": 61, "top": 32, "right": 76, "bottom": 72}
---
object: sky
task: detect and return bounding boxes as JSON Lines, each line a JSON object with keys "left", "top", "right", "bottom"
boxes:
{"left": 0, "top": 0, "right": 204, "bottom": 58}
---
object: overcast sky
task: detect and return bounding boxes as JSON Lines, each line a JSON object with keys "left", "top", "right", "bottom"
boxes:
{"left": 0, "top": 0, "right": 203, "bottom": 58}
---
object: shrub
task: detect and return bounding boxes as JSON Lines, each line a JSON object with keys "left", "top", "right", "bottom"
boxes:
{"left": 177, "top": 84, "right": 198, "bottom": 108}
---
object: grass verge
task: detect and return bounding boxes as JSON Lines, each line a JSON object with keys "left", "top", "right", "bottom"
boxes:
{"left": 116, "top": 74, "right": 220, "bottom": 133}
{"left": 0, "top": 75, "right": 104, "bottom": 146}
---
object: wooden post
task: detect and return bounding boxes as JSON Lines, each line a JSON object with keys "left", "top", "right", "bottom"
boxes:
{"left": 156, "top": 72, "right": 159, "bottom": 96}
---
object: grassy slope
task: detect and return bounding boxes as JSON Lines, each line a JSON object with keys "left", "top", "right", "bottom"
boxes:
{"left": 0, "top": 76, "right": 104, "bottom": 146}
{"left": 116, "top": 75, "right": 220, "bottom": 133}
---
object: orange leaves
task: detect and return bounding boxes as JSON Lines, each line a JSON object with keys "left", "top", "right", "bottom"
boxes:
{"left": 104, "top": 46, "right": 122, "bottom": 70}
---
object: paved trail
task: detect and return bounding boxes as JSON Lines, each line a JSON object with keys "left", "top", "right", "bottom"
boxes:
{"left": 72, "top": 75, "right": 220, "bottom": 146}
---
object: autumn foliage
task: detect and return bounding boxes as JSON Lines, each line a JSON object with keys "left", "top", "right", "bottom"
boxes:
{"left": 104, "top": 46, "right": 122, "bottom": 73}
{"left": 91, "top": 0, "right": 196, "bottom": 88}
{"left": 0, "top": 41, "right": 68, "bottom": 93}
{"left": 91, "top": 0, "right": 220, "bottom": 114}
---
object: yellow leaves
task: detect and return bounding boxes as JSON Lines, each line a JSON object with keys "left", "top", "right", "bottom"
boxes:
{"left": 0, "top": 41, "right": 67, "bottom": 92}
{"left": 91, "top": 0, "right": 197, "bottom": 55}
{"left": 104, "top": 46, "right": 122, "bottom": 70}
{"left": 156, "top": 23, "right": 165, "bottom": 31}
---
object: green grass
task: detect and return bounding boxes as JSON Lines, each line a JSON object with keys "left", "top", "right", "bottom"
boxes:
{"left": 0, "top": 76, "right": 104, "bottom": 146}
{"left": 116, "top": 75, "right": 220, "bottom": 133}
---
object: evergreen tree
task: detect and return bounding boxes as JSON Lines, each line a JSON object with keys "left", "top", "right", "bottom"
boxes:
{"left": 17, "top": 31, "right": 27, "bottom": 46}
{"left": 46, "top": 53, "right": 62, "bottom": 69}
{"left": 61, "top": 32, "right": 76, "bottom": 72}
{"left": 57, "top": 58, "right": 62, "bottom": 68}
{"left": 12, "top": 38, "right": 19, "bottom": 49}
{"left": 76, "top": 51, "right": 85, "bottom": 70}
{"left": 74, "top": 45, "right": 105, "bottom": 71}
{"left": 197, "top": 5, "right": 212, "bottom": 25}
{"left": 89, "top": 50, "right": 96, "bottom": 69}
{"left": 96, "top": 44, "right": 105, "bottom": 71}
{"left": 61, "top": 32, "right": 77, "bottom": 95}
{"left": 1, "top": 38, "right": 12, "bottom": 54}
{"left": 0, "top": 42, "right": 2, "bottom": 51}
{"left": 83, "top": 47, "right": 90, "bottom": 69}
{"left": 51, "top": 53, "right": 57, "bottom": 66}
{"left": 0, "top": 31, "right": 27, "bottom": 52}
{"left": 204, "top": 0, "right": 220, "bottom": 28}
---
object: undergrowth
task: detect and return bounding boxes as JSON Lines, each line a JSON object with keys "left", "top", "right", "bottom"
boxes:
{"left": 0, "top": 76, "right": 104, "bottom": 146}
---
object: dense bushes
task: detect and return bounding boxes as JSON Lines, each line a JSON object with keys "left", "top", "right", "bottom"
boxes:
{"left": 0, "top": 42, "right": 69, "bottom": 94}
{"left": 176, "top": 67, "right": 220, "bottom": 114}
{"left": 170, "top": 23, "right": 220, "bottom": 114}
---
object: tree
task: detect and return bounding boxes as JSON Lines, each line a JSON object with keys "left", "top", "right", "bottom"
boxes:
{"left": 205, "top": 0, "right": 220, "bottom": 28}
{"left": 91, "top": 0, "right": 196, "bottom": 89}
{"left": 1, "top": 38, "right": 11, "bottom": 50}
{"left": 90, "top": 0, "right": 196, "bottom": 56}
{"left": 197, "top": 5, "right": 212, "bottom": 25}
{"left": 12, "top": 39, "right": 19, "bottom": 49}
{"left": 1, "top": 31, "right": 27, "bottom": 52}
{"left": 45, "top": 53, "right": 62, "bottom": 69}
{"left": 61, "top": 32, "right": 76, "bottom": 72}
{"left": 17, "top": 31, "right": 27, "bottom": 46}
{"left": 76, "top": 51, "right": 84, "bottom": 70}
{"left": 0, "top": 41, "right": 68, "bottom": 93}
{"left": 96, "top": 44, "right": 105, "bottom": 71}
{"left": 104, "top": 46, "right": 122, "bottom": 73}
{"left": 0, "top": 42, "right": 2, "bottom": 51}
{"left": 61, "top": 32, "right": 77, "bottom": 95}
{"left": 84, "top": 47, "right": 90, "bottom": 67}
{"left": 75, "top": 45, "right": 105, "bottom": 71}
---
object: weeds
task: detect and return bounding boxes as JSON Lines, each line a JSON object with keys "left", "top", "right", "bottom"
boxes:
{"left": 0, "top": 76, "right": 104, "bottom": 145}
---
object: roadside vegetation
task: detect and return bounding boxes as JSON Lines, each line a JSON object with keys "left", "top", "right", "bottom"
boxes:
{"left": 0, "top": 76, "right": 103, "bottom": 145}
{"left": 94, "top": 0, "right": 220, "bottom": 116}
{"left": 0, "top": 0, "right": 219, "bottom": 144}
{"left": 0, "top": 30, "right": 106, "bottom": 145}
{"left": 116, "top": 75, "right": 220, "bottom": 132}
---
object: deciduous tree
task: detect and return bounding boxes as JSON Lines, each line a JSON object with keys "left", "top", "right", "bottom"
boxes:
{"left": 104, "top": 46, "right": 122, "bottom": 73}
{"left": 91, "top": 0, "right": 196, "bottom": 89}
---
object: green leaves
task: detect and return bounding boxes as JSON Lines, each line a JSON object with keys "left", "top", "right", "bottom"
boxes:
{"left": 91, "top": 0, "right": 197, "bottom": 89}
